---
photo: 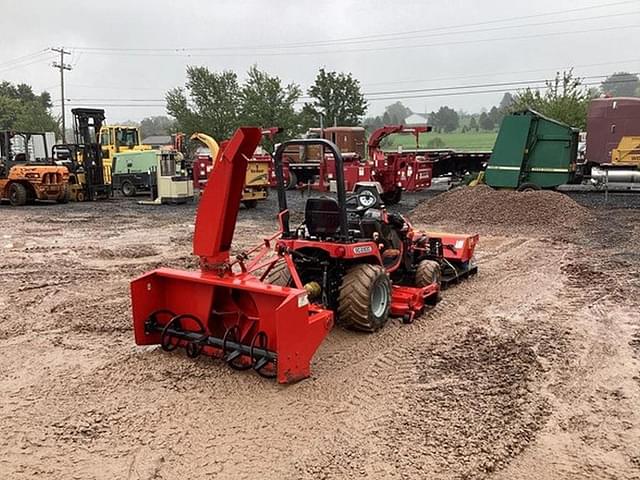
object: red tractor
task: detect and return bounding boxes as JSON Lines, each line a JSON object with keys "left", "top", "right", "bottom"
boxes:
{"left": 130, "top": 128, "right": 478, "bottom": 383}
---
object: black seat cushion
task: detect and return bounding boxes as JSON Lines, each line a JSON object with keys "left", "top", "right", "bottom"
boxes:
{"left": 305, "top": 197, "right": 341, "bottom": 237}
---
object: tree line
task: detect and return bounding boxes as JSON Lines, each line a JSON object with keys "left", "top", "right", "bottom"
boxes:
{"left": 0, "top": 70, "right": 638, "bottom": 140}
{"left": 166, "top": 65, "right": 367, "bottom": 149}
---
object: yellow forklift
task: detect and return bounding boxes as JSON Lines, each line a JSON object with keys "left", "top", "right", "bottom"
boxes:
{"left": 52, "top": 108, "right": 111, "bottom": 201}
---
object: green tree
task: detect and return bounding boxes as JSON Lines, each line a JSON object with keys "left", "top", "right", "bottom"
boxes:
{"left": 488, "top": 106, "right": 501, "bottom": 129}
{"left": 499, "top": 92, "right": 515, "bottom": 111}
{"left": 140, "top": 116, "right": 175, "bottom": 137}
{"left": 297, "top": 103, "right": 321, "bottom": 131}
{"left": 305, "top": 68, "right": 367, "bottom": 126}
{"left": 601, "top": 72, "right": 639, "bottom": 97}
{"left": 385, "top": 101, "right": 411, "bottom": 124}
{"left": 478, "top": 112, "right": 494, "bottom": 130}
{"left": 469, "top": 116, "right": 479, "bottom": 132}
{"left": 511, "top": 70, "right": 593, "bottom": 129}
{"left": 0, "top": 81, "right": 58, "bottom": 132}
{"left": 166, "top": 66, "right": 240, "bottom": 139}
{"left": 239, "top": 65, "right": 302, "bottom": 149}
{"left": 429, "top": 106, "right": 459, "bottom": 133}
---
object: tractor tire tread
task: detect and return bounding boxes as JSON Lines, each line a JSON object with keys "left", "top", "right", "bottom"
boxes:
{"left": 338, "top": 263, "right": 390, "bottom": 332}
{"left": 266, "top": 261, "right": 292, "bottom": 287}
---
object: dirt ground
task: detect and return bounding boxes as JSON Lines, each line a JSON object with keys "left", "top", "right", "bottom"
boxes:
{"left": 1, "top": 191, "right": 639, "bottom": 480}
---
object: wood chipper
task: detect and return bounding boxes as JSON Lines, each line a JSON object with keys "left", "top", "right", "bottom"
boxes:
{"left": 130, "top": 128, "right": 478, "bottom": 383}
{"left": 190, "top": 131, "right": 269, "bottom": 208}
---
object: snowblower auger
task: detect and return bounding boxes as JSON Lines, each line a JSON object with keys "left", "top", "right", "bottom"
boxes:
{"left": 131, "top": 128, "right": 333, "bottom": 383}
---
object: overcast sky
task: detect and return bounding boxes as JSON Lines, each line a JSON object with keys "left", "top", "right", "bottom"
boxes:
{"left": 1, "top": 0, "right": 639, "bottom": 125}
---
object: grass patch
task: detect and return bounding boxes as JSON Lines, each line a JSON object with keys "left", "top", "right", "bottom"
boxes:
{"left": 386, "top": 132, "right": 497, "bottom": 151}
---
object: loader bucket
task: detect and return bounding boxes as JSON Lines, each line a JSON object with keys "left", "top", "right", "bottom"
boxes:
{"left": 131, "top": 268, "right": 333, "bottom": 383}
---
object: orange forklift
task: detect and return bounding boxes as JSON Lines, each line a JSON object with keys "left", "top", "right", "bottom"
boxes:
{"left": 0, "top": 131, "right": 69, "bottom": 206}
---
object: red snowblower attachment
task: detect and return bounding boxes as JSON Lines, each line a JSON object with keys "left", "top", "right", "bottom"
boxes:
{"left": 130, "top": 128, "right": 333, "bottom": 383}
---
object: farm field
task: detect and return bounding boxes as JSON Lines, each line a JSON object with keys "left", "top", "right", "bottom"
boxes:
{"left": 387, "top": 131, "right": 498, "bottom": 151}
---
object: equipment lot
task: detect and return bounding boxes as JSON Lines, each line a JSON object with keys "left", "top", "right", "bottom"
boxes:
{"left": 1, "top": 191, "right": 639, "bottom": 479}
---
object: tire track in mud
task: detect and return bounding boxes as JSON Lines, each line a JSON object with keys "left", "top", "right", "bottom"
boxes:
{"left": 3, "top": 199, "right": 640, "bottom": 479}
{"left": 294, "top": 235, "right": 569, "bottom": 479}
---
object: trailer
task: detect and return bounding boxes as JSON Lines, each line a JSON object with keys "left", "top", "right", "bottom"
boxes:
{"left": 484, "top": 102, "right": 640, "bottom": 190}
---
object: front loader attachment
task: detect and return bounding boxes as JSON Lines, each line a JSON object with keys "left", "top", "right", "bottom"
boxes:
{"left": 131, "top": 268, "right": 333, "bottom": 383}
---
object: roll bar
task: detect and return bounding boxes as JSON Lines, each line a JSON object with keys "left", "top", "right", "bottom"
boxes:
{"left": 273, "top": 138, "right": 349, "bottom": 242}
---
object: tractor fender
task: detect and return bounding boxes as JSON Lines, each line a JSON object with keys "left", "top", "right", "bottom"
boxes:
{"left": 353, "top": 181, "right": 384, "bottom": 194}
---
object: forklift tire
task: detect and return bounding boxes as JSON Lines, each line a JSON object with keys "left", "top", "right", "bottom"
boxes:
{"left": 266, "top": 261, "right": 292, "bottom": 287}
{"left": 416, "top": 259, "right": 442, "bottom": 302}
{"left": 56, "top": 186, "right": 69, "bottom": 204}
{"left": 286, "top": 171, "right": 297, "bottom": 190}
{"left": 121, "top": 181, "right": 137, "bottom": 197}
{"left": 338, "top": 264, "right": 391, "bottom": 332}
{"left": 76, "top": 191, "right": 86, "bottom": 202}
{"left": 8, "top": 183, "right": 27, "bottom": 206}
{"left": 243, "top": 199, "right": 258, "bottom": 209}
{"left": 517, "top": 182, "right": 541, "bottom": 192}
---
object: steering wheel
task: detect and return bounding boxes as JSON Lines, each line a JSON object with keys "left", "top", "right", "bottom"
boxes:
{"left": 345, "top": 194, "right": 370, "bottom": 216}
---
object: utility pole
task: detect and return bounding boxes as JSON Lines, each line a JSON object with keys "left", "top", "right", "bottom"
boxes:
{"left": 51, "top": 47, "right": 72, "bottom": 142}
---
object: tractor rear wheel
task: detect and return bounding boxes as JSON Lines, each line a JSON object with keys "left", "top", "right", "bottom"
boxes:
{"left": 8, "top": 183, "right": 27, "bottom": 206}
{"left": 338, "top": 264, "right": 391, "bottom": 332}
{"left": 415, "top": 259, "right": 441, "bottom": 287}
{"left": 266, "top": 261, "right": 292, "bottom": 287}
{"left": 416, "top": 259, "right": 442, "bottom": 301}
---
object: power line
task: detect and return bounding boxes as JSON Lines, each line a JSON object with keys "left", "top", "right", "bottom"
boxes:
{"left": 69, "top": 0, "right": 638, "bottom": 52}
{"left": 362, "top": 58, "right": 640, "bottom": 88}
{"left": 0, "top": 49, "right": 49, "bottom": 68}
{"left": 58, "top": 72, "right": 636, "bottom": 105}
{"left": 67, "top": 23, "right": 640, "bottom": 58}
{"left": 0, "top": 52, "right": 56, "bottom": 74}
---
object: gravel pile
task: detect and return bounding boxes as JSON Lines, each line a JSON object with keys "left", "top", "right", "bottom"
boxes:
{"left": 410, "top": 185, "right": 594, "bottom": 235}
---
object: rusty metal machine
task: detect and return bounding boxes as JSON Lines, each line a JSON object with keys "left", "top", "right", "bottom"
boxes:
{"left": 0, "top": 131, "right": 69, "bottom": 206}
{"left": 130, "top": 128, "right": 478, "bottom": 383}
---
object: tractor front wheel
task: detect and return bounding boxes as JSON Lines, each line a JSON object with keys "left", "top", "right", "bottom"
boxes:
{"left": 8, "top": 183, "right": 27, "bottom": 206}
{"left": 266, "top": 261, "right": 292, "bottom": 287}
{"left": 338, "top": 264, "right": 391, "bottom": 332}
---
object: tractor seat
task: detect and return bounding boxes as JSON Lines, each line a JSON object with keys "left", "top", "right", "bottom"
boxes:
{"left": 305, "top": 197, "right": 342, "bottom": 238}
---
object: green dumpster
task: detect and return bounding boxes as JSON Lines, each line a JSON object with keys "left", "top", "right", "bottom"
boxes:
{"left": 485, "top": 109, "right": 579, "bottom": 189}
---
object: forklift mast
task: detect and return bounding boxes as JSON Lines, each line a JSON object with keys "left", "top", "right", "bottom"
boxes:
{"left": 70, "top": 108, "right": 111, "bottom": 200}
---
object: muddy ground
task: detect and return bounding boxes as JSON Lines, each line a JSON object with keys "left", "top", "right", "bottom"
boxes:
{"left": 0, "top": 190, "right": 639, "bottom": 479}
